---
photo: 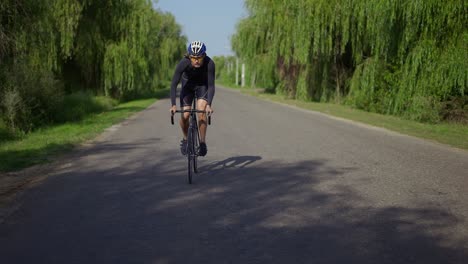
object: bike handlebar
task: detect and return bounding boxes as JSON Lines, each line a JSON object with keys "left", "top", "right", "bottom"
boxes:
{"left": 171, "top": 110, "right": 212, "bottom": 125}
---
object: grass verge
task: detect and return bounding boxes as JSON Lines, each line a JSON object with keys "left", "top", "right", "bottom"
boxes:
{"left": 0, "top": 89, "right": 168, "bottom": 172}
{"left": 223, "top": 84, "right": 468, "bottom": 150}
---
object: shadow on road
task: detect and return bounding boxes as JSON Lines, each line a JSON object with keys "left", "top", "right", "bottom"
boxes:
{"left": 0, "top": 144, "right": 466, "bottom": 264}
{"left": 201, "top": 155, "right": 262, "bottom": 171}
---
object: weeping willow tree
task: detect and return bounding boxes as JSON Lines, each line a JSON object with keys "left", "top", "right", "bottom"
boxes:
{"left": 0, "top": 0, "right": 67, "bottom": 131}
{"left": 0, "top": 0, "right": 186, "bottom": 132}
{"left": 102, "top": 0, "right": 153, "bottom": 97}
{"left": 1, "top": 0, "right": 186, "bottom": 98}
{"left": 231, "top": 3, "right": 278, "bottom": 91}
{"left": 232, "top": 0, "right": 467, "bottom": 123}
{"left": 74, "top": 0, "right": 186, "bottom": 99}
{"left": 150, "top": 12, "right": 187, "bottom": 88}
{"left": 232, "top": 0, "right": 351, "bottom": 99}
{"left": 347, "top": 0, "right": 467, "bottom": 122}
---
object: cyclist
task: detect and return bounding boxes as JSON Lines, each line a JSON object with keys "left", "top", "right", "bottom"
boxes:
{"left": 170, "top": 40, "right": 215, "bottom": 157}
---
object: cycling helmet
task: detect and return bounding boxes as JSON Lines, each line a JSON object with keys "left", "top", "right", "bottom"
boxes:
{"left": 187, "top": 41, "right": 206, "bottom": 56}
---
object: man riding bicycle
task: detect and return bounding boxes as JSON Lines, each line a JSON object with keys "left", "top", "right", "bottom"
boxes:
{"left": 170, "top": 41, "right": 215, "bottom": 157}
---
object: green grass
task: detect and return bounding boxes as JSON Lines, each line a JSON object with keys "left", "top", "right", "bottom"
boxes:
{"left": 0, "top": 89, "right": 169, "bottom": 172}
{"left": 221, "top": 84, "right": 468, "bottom": 150}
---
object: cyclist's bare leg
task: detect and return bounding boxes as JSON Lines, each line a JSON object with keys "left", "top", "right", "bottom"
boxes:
{"left": 197, "top": 99, "right": 208, "bottom": 143}
{"left": 180, "top": 105, "right": 191, "bottom": 139}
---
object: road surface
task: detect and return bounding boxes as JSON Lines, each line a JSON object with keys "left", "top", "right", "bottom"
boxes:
{"left": 1, "top": 86, "right": 467, "bottom": 263}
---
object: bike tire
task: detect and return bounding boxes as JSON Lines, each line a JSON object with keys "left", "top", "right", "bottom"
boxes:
{"left": 187, "top": 127, "right": 193, "bottom": 184}
{"left": 193, "top": 127, "right": 199, "bottom": 173}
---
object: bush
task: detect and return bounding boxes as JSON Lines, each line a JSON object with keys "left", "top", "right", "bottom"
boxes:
{"left": 54, "top": 91, "right": 118, "bottom": 123}
{"left": 0, "top": 119, "right": 20, "bottom": 143}
{"left": 1, "top": 89, "right": 29, "bottom": 132}
{"left": 441, "top": 96, "right": 468, "bottom": 124}
{"left": 1, "top": 63, "right": 63, "bottom": 132}
{"left": 405, "top": 96, "right": 442, "bottom": 123}
{"left": 0, "top": 62, "right": 120, "bottom": 133}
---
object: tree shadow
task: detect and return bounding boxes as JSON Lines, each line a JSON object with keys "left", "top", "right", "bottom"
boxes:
{"left": 0, "top": 146, "right": 466, "bottom": 264}
{"left": 0, "top": 118, "right": 162, "bottom": 173}
{"left": 0, "top": 143, "right": 76, "bottom": 172}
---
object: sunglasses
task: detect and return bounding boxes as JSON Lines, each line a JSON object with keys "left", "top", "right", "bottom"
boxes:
{"left": 189, "top": 55, "right": 205, "bottom": 61}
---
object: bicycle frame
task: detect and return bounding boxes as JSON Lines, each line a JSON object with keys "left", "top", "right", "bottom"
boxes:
{"left": 171, "top": 96, "right": 211, "bottom": 184}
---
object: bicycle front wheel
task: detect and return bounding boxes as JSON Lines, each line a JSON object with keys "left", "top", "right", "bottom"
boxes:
{"left": 187, "top": 128, "right": 194, "bottom": 184}
{"left": 193, "top": 127, "right": 199, "bottom": 174}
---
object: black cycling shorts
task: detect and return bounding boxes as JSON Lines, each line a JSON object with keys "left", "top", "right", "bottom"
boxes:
{"left": 180, "top": 83, "right": 209, "bottom": 107}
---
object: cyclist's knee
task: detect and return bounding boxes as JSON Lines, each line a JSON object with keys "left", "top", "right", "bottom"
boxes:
{"left": 198, "top": 113, "right": 206, "bottom": 121}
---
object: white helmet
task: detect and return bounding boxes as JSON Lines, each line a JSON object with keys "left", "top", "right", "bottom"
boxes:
{"left": 187, "top": 41, "right": 206, "bottom": 56}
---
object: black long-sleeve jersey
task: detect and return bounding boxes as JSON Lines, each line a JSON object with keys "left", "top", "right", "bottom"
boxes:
{"left": 170, "top": 56, "right": 216, "bottom": 106}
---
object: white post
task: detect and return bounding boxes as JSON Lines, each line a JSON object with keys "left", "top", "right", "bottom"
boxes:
{"left": 236, "top": 58, "right": 239, "bottom": 86}
{"left": 241, "top": 63, "right": 245, "bottom": 87}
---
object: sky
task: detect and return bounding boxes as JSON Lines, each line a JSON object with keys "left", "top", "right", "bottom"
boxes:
{"left": 153, "top": 0, "right": 247, "bottom": 57}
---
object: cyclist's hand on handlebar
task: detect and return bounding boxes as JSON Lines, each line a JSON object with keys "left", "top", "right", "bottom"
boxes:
{"left": 170, "top": 105, "right": 177, "bottom": 114}
{"left": 206, "top": 105, "right": 213, "bottom": 115}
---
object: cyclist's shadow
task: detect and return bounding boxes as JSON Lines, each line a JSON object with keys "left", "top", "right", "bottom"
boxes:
{"left": 200, "top": 155, "right": 262, "bottom": 173}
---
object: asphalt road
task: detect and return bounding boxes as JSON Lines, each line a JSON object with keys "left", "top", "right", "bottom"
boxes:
{"left": 1, "top": 86, "right": 467, "bottom": 264}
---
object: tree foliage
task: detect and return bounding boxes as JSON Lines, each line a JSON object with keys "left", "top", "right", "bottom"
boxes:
{"left": 231, "top": 0, "right": 467, "bottom": 123}
{"left": 0, "top": 0, "right": 186, "bottom": 132}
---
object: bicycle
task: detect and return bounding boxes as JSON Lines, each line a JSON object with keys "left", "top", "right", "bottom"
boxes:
{"left": 171, "top": 98, "right": 211, "bottom": 184}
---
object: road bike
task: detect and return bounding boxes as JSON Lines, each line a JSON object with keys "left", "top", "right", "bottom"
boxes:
{"left": 171, "top": 98, "right": 211, "bottom": 184}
